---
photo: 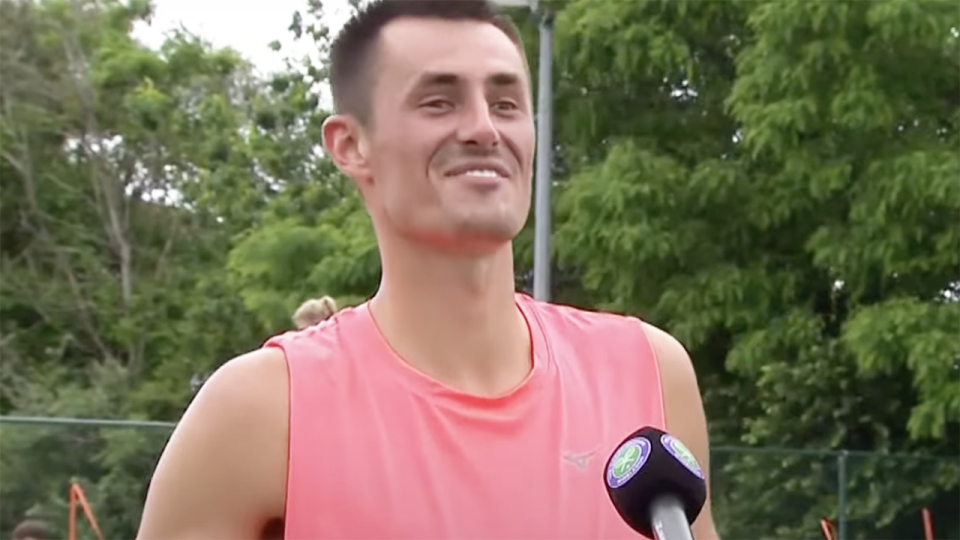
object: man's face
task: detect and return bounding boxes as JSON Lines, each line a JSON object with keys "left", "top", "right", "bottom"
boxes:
{"left": 354, "top": 18, "right": 535, "bottom": 252}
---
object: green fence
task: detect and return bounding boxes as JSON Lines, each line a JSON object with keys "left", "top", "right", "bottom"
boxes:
{"left": 1, "top": 416, "right": 957, "bottom": 540}
{"left": 709, "top": 443, "right": 958, "bottom": 540}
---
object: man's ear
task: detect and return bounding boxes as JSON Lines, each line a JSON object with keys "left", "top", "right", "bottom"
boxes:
{"left": 322, "top": 113, "right": 372, "bottom": 182}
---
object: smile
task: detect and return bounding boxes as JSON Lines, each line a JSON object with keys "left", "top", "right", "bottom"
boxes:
{"left": 459, "top": 169, "right": 501, "bottom": 178}
{"left": 444, "top": 162, "right": 511, "bottom": 179}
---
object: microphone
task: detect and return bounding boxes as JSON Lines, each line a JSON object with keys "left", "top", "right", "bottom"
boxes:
{"left": 603, "top": 426, "right": 707, "bottom": 540}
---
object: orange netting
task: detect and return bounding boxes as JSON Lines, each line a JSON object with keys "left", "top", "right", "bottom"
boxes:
{"left": 820, "top": 517, "right": 838, "bottom": 540}
{"left": 922, "top": 507, "right": 935, "bottom": 540}
{"left": 820, "top": 508, "right": 934, "bottom": 540}
{"left": 67, "top": 482, "right": 104, "bottom": 540}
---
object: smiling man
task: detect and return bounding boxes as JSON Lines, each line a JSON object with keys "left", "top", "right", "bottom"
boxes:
{"left": 135, "top": 1, "right": 720, "bottom": 539}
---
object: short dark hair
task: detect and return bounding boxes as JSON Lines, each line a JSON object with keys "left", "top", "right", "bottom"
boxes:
{"left": 330, "top": 0, "right": 524, "bottom": 125}
{"left": 11, "top": 519, "right": 53, "bottom": 540}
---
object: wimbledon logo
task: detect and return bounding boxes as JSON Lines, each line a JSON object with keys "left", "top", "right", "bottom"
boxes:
{"left": 660, "top": 434, "right": 704, "bottom": 479}
{"left": 605, "top": 437, "right": 652, "bottom": 489}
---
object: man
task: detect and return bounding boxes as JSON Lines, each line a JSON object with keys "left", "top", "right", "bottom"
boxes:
{"left": 11, "top": 520, "right": 53, "bottom": 540}
{"left": 136, "top": 1, "right": 721, "bottom": 539}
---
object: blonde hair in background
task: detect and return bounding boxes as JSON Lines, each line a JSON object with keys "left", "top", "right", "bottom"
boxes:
{"left": 292, "top": 296, "right": 338, "bottom": 329}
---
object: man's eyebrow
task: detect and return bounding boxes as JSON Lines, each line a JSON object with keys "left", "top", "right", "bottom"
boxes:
{"left": 413, "top": 72, "right": 460, "bottom": 89}
{"left": 411, "top": 71, "right": 523, "bottom": 90}
{"left": 488, "top": 72, "right": 521, "bottom": 88}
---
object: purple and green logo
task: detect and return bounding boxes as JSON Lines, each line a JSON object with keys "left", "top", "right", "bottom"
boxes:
{"left": 660, "top": 434, "right": 704, "bottom": 479}
{"left": 606, "top": 437, "right": 651, "bottom": 489}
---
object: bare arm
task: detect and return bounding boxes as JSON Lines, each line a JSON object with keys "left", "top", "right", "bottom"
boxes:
{"left": 136, "top": 348, "right": 289, "bottom": 540}
{"left": 645, "top": 323, "right": 722, "bottom": 540}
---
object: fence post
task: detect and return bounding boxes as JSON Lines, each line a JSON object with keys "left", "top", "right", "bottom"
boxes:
{"left": 837, "top": 449, "right": 849, "bottom": 540}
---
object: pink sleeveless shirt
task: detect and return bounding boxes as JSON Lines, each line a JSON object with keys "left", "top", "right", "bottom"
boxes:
{"left": 264, "top": 293, "right": 666, "bottom": 539}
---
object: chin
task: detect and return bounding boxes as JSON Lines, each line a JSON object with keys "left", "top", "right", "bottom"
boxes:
{"left": 393, "top": 225, "right": 512, "bottom": 254}
{"left": 393, "top": 210, "right": 525, "bottom": 251}
{"left": 457, "top": 218, "right": 523, "bottom": 242}
{"left": 426, "top": 225, "right": 520, "bottom": 255}
{"left": 445, "top": 237, "right": 515, "bottom": 256}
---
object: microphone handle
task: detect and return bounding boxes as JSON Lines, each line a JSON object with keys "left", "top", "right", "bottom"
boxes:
{"left": 649, "top": 494, "right": 696, "bottom": 540}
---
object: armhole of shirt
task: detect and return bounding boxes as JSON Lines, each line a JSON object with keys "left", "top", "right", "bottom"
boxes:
{"left": 261, "top": 335, "right": 308, "bottom": 534}
{"left": 634, "top": 319, "right": 669, "bottom": 429}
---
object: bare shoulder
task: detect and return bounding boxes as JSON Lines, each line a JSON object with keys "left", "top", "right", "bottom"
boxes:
{"left": 639, "top": 321, "right": 702, "bottom": 455}
{"left": 640, "top": 322, "right": 699, "bottom": 385}
{"left": 137, "top": 346, "right": 289, "bottom": 540}
{"left": 640, "top": 322, "right": 721, "bottom": 540}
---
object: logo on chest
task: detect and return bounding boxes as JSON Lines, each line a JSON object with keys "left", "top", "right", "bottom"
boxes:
{"left": 562, "top": 448, "right": 599, "bottom": 470}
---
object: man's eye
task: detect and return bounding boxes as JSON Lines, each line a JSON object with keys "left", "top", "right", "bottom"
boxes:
{"left": 421, "top": 99, "right": 453, "bottom": 110}
{"left": 492, "top": 101, "right": 519, "bottom": 112}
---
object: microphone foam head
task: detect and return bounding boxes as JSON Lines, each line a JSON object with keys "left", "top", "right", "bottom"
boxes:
{"left": 603, "top": 426, "right": 707, "bottom": 537}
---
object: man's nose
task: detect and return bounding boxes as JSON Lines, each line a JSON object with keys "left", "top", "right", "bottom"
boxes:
{"left": 457, "top": 94, "right": 500, "bottom": 148}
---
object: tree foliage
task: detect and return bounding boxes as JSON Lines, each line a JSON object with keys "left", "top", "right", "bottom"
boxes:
{"left": 0, "top": 0, "right": 956, "bottom": 538}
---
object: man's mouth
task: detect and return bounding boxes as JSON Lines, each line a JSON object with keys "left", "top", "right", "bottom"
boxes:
{"left": 456, "top": 169, "right": 501, "bottom": 178}
{"left": 445, "top": 162, "right": 511, "bottom": 179}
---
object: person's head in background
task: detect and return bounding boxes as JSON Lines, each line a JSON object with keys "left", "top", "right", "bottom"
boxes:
{"left": 321, "top": 0, "right": 535, "bottom": 265}
{"left": 292, "top": 296, "right": 338, "bottom": 329}
{"left": 11, "top": 520, "right": 53, "bottom": 540}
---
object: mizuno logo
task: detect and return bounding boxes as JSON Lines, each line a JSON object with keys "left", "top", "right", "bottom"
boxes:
{"left": 562, "top": 449, "right": 598, "bottom": 470}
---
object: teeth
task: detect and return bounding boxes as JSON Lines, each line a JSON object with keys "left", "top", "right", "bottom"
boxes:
{"left": 462, "top": 169, "right": 500, "bottom": 178}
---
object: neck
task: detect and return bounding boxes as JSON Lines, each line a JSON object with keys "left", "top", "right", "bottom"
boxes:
{"left": 369, "top": 240, "right": 532, "bottom": 396}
